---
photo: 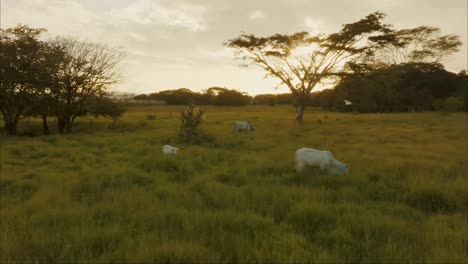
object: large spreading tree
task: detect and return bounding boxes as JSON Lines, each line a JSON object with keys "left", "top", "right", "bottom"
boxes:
{"left": 224, "top": 12, "right": 395, "bottom": 120}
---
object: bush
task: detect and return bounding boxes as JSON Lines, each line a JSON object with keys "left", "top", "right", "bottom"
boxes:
{"left": 145, "top": 114, "right": 157, "bottom": 120}
{"left": 87, "top": 97, "right": 127, "bottom": 127}
{"left": 178, "top": 104, "right": 204, "bottom": 143}
{"left": 433, "top": 96, "right": 464, "bottom": 112}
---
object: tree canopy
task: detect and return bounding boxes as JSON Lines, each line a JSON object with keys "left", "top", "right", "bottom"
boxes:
{"left": 364, "top": 26, "right": 462, "bottom": 65}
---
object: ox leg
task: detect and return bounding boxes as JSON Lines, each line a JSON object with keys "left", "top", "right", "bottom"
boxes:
{"left": 319, "top": 164, "right": 327, "bottom": 171}
{"left": 295, "top": 160, "right": 304, "bottom": 172}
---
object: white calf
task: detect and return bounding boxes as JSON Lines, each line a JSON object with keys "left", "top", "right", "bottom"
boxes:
{"left": 162, "top": 145, "right": 180, "bottom": 155}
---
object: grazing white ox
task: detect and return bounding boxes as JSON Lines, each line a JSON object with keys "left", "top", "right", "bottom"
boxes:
{"left": 233, "top": 121, "right": 255, "bottom": 132}
{"left": 344, "top": 100, "right": 352, "bottom": 106}
{"left": 295, "top": 148, "right": 348, "bottom": 175}
{"left": 162, "top": 145, "right": 180, "bottom": 155}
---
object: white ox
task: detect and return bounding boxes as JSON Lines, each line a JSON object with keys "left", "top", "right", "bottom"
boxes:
{"left": 162, "top": 145, "right": 180, "bottom": 155}
{"left": 233, "top": 121, "right": 255, "bottom": 132}
{"left": 295, "top": 148, "right": 348, "bottom": 175}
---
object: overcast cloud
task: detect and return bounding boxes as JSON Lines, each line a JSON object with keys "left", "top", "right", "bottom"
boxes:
{"left": 2, "top": 0, "right": 467, "bottom": 95}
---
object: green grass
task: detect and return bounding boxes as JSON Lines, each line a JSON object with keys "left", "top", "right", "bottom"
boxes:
{"left": 1, "top": 105, "right": 467, "bottom": 263}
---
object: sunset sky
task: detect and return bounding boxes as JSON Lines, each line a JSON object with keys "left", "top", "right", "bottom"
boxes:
{"left": 3, "top": 0, "right": 467, "bottom": 95}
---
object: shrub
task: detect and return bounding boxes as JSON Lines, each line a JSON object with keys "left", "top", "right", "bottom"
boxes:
{"left": 433, "top": 96, "right": 464, "bottom": 112}
{"left": 87, "top": 97, "right": 127, "bottom": 128}
{"left": 145, "top": 114, "right": 157, "bottom": 120}
{"left": 178, "top": 104, "right": 204, "bottom": 143}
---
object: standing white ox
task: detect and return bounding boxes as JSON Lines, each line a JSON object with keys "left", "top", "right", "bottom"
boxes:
{"left": 232, "top": 121, "right": 255, "bottom": 132}
{"left": 295, "top": 148, "right": 348, "bottom": 175}
{"left": 162, "top": 145, "right": 180, "bottom": 155}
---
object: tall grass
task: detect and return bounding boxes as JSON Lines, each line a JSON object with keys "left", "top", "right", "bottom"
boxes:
{"left": 0, "top": 106, "right": 467, "bottom": 263}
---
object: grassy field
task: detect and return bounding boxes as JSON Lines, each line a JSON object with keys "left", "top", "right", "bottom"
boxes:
{"left": 0, "top": 105, "right": 467, "bottom": 263}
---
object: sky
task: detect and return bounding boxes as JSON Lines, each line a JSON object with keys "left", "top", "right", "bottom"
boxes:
{"left": 2, "top": 0, "right": 467, "bottom": 95}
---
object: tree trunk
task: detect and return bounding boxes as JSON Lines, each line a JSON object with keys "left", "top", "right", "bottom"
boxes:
{"left": 70, "top": 115, "right": 77, "bottom": 130}
{"left": 3, "top": 117, "right": 19, "bottom": 136}
{"left": 65, "top": 117, "right": 73, "bottom": 133}
{"left": 57, "top": 117, "right": 67, "bottom": 134}
{"left": 42, "top": 115, "right": 50, "bottom": 135}
{"left": 296, "top": 104, "right": 305, "bottom": 121}
{"left": 57, "top": 115, "right": 75, "bottom": 134}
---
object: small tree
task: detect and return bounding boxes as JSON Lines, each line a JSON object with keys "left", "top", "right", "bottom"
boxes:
{"left": 47, "top": 37, "right": 125, "bottom": 133}
{"left": 0, "top": 25, "right": 48, "bottom": 135}
{"left": 179, "top": 104, "right": 204, "bottom": 142}
{"left": 86, "top": 96, "right": 127, "bottom": 127}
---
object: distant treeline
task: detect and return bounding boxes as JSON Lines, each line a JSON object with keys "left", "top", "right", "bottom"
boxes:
{"left": 134, "top": 88, "right": 295, "bottom": 106}
{"left": 136, "top": 63, "right": 467, "bottom": 112}
{"left": 134, "top": 87, "right": 252, "bottom": 106}
{"left": 311, "top": 63, "right": 467, "bottom": 113}
{"left": 134, "top": 87, "right": 295, "bottom": 106}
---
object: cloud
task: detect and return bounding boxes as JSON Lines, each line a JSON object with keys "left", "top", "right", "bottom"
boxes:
{"left": 304, "top": 16, "right": 326, "bottom": 35}
{"left": 3, "top": 0, "right": 101, "bottom": 36}
{"left": 200, "top": 47, "right": 235, "bottom": 58}
{"left": 128, "top": 32, "right": 148, "bottom": 42}
{"left": 249, "top": 10, "right": 267, "bottom": 21}
{"left": 4, "top": 0, "right": 209, "bottom": 34}
{"left": 107, "top": 0, "right": 208, "bottom": 32}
